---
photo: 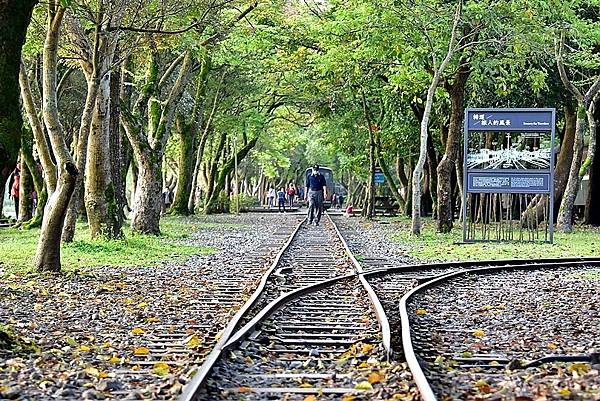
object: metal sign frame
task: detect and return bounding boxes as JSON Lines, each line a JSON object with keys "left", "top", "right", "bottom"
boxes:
{"left": 462, "top": 108, "right": 556, "bottom": 243}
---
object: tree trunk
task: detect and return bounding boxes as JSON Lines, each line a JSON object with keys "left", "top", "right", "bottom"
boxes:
{"left": 35, "top": 162, "right": 78, "bottom": 271}
{"left": 171, "top": 115, "right": 196, "bottom": 215}
{"left": 19, "top": 63, "right": 58, "bottom": 193}
{"left": 204, "top": 137, "right": 258, "bottom": 214}
{"left": 557, "top": 107, "right": 586, "bottom": 232}
{"left": 173, "top": 56, "right": 209, "bottom": 215}
{"left": 437, "top": 60, "right": 470, "bottom": 232}
{"left": 36, "top": 5, "right": 80, "bottom": 272}
{"left": 123, "top": 50, "right": 193, "bottom": 233}
{"left": 62, "top": 78, "right": 99, "bottom": 242}
{"left": 0, "top": 0, "right": 37, "bottom": 201}
{"left": 412, "top": 0, "right": 461, "bottom": 235}
{"left": 85, "top": 72, "right": 123, "bottom": 239}
{"left": 426, "top": 130, "right": 438, "bottom": 218}
{"left": 20, "top": 126, "right": 46, "bottom": 228}
{"left": 130, "top": 153, "right": 162, "bottom": 234}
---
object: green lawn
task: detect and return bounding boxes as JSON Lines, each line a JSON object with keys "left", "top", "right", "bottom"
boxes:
{"left": 0, "top": 216, "right": 216, "bottom": 275}
{"left": 381, "top": 216, "right": 600, "bottom": 262}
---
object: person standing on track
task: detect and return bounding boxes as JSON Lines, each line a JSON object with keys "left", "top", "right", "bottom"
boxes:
{"left": 305, "top": 164, "right": 327, "bottom": 226}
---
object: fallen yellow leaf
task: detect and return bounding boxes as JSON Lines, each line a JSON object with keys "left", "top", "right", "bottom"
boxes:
{"left": 84, "top": 367, "right": 100, "bottom": 377}
{"left": 354, "top": 381, "right": 373, "bottom": 390}
{"left": 548, "top": 342, "right": 558, "bottom": 350}
{"left": 303, "top": 395, "right": 317, "bottom": 401}
{"left": 473, "top": 329, "right": 485, "bottom": 338}
{"left": 361, "top": 343, "right": 374, "bottom": 354}
{"left": 108, "top": 355, "right": 120, "bottom": 364}
{"left": 131, "top": 327, "right": 144, "bottom": 335}
{"left": 558, "top": 388, "right": 571, "bottom": 397}
{"left": 568, "top": 363, "right": 589, "bottom": 375}
{"left": 368, "top": 372, "right": 382, "bottom": 384}
{"left": 152, "top": 362, "right": 170, "bottom": 376}
{"left": 33, "top": 303, "right": 42, "bottom": 312}
{"left": 474, "top": 379, "right": 488, "bottom": 388}
{"left": 133, "top": 347, "right": 150, "bottom": 355}
{"left": 415, "top": 308, "right": 428, "bottom": 315}
{"left": 137, "top": 302, "right": 148, "bottom": 309}
{"left": 186, "top": 334, "right": 201, "bottom": 349}
{"left": 342, "top": 396, "right": 356, "bottom": 401}
{"left": 79, "top": 345, "right": 91, "bottom": 352}
{"left": 238, "top": 386, "right": 253, "bottom": 393}
{"left": 146, "top": 317, "right": 160, "bottom": 323}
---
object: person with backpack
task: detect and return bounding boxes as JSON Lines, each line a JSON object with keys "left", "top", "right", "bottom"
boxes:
{"left": 277, "top": 187, "right": 286, "bottom": 212}
{"left": 304, "top": 164, "right": 327, "bottom": 226}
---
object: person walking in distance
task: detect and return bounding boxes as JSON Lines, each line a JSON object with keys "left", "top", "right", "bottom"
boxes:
{"left": 277, "top": 187, "right": 287, "bottom": 213}
{"left": 8, "top": 164, "right": 20, "bottom": 220}
{"left": 287, "top": 183, "right": 296, "bottom": 208}
{"left": 305, "top": 164, "right": 327, "bottom": 226}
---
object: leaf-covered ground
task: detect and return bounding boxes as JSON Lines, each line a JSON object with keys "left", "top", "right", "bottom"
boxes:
{"left": 410, "top": 267, "right": 600, "bottom": 400}
{"left": 0, "top": 213, "right": 294, "bottom": 400}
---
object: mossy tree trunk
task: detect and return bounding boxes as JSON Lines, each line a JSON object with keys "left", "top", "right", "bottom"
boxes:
{"left": 0, "top": 0, "right": 37, "bottom": 210}
{"left": 204, "top": 137, "right": 258, "bottom": 214}
{"left": 172, "top": 54, "right": 210, "bottom": 215}
{"left": 35, "top": 4, "right": 79, "bottom": 272}
{"left": 122, "top": 49, "right": 194, "bottom": 234}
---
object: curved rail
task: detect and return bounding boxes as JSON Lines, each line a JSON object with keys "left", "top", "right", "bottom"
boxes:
{"left": 327, "top": 212, "right": 392, "bottom": 360}
{"left": 398, "top": 259, "right": 600, "bottom": 401}
{"left": 179, "top": 217, "right": 306, "bottom": 401}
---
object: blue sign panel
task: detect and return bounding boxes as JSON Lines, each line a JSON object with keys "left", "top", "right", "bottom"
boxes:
{"left": 374, "top": 172, "right": 385, "bottom": 184}
{"left": 467, "top": 172, "right": 551, "bottom": 193}
{"left": 467, "top": 109, "right": 554, "bottom": 131}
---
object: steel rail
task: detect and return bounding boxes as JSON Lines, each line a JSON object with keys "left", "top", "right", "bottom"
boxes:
{"left": 223, "top": 272, "right": 357, "bottom": 348}
{"left": 178, "top": 217, "right": 306, "bottom": 401}
{"left": 364, "top": 256, "right": 600, "bottom": 277}
{"left": 327, "top": 213, "right": 392, "bottom": 360}
{"left": 399, "top": 259, "right": 600, "bottom": 401}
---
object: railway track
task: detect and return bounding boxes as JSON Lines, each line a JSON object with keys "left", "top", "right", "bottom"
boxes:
{"left": 178, "top": 213, "right": 600, "bottom": 401}
{"left": 400, "top": 261, "right": 600, "bottom": 401}
{"left": 180, "top": 214, "right": 391, "bottom": 400}
{"left": 105, "top": 224, "right": 301, "bottom": 400}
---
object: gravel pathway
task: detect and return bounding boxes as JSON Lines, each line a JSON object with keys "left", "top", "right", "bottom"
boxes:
{"left": 0, "top": 213, "right": 297, "bottom": 400}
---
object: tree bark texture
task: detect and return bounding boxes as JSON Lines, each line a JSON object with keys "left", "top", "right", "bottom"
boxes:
{"left": 557, "top": 109, "right": 586, "bottom": 232}
{"left": 437, "top": 59, "right": 470, "bottom": 232}
{"left": 35, "top": 5, "right": 79, "bottom": 272}
{"left": 123, "top": 50, "right": 193, "bottom": 233}
{"left": 172, "top": 55, "right": 210, "bottom": 215}
{"left": 0, "top": 0, "right": 37, "bottom": 202}
{"left": 204, "top": 137, "right": 258, "bottom": 214}
{"left": 85, "top": 73, "right": 123, "bottom": 239}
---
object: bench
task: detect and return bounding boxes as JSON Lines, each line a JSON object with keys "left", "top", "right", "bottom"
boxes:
{"left": 374, "top": 196, "right": 398, "bottom": 216}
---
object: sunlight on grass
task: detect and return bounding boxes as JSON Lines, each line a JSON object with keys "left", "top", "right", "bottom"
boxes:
{"left": 0, "top": 215, "right": 217, "bottom": 275}
{"left": 381, "top": 216, "right": 600, "bottom": 262}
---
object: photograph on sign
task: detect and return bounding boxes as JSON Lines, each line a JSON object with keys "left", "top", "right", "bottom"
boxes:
{"left": 467, "top": 131, "right": 552, "bottom": 170}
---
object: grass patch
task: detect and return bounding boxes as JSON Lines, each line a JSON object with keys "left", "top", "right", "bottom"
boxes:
{"left": 0, "top": 215, "right": 216, "bottom": 275}
{"left": 380, "top": 216, "right": 600, "bottom": 262}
